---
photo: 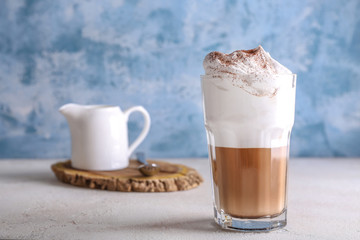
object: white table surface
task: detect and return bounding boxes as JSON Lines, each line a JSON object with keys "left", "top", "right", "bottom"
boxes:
{"left": 0, "top": 158, "right": 359, "bottom": 240}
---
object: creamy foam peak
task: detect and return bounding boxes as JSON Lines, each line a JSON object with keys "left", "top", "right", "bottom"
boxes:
{"left": 203, "top": 46, "right": 292, "bottom": 97}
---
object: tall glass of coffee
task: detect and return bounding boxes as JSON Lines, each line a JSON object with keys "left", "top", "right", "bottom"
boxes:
{"left": 201, "top": 46, "right": 296, "bottom": 232}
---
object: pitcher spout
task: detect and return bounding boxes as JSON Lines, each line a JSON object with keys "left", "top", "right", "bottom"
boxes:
{"left": 59, "top": 103, "right": 84, "bottom": 119}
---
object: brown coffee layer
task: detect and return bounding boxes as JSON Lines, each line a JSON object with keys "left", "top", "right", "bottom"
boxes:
{"left": 210, "top": 146, "right": 288, "bottom": 218}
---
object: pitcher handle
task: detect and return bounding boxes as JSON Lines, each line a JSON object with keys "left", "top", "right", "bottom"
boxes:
{"left": 124, "top": 106, "right": 151, "bottom": 158}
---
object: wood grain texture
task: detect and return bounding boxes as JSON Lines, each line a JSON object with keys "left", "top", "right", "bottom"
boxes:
{"left": 51, "top": 160, "right": 203, "bottom": 192}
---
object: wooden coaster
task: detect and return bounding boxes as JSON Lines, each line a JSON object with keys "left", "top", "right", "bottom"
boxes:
{"left": 51, "top": 160, "right": 203, "bottom": 192}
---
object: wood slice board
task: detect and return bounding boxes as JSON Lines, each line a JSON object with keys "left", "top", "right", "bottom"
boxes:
{"left": 51, "top": 160, "right": 203, "bottom": 192}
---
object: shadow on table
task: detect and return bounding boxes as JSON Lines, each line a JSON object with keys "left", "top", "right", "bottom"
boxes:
{"left": 110, "top": 217, "right": 289, "bottom": 235}
{"left": 111, "top": 217, "right": 260, "bottom": 235}
{"left": 112, "top": 217, "right": 218, "bottom": 233}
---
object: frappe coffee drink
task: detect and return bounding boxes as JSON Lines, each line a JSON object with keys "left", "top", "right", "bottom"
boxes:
{"left": 201, "top": 46, "right": 296, "bottom": 232}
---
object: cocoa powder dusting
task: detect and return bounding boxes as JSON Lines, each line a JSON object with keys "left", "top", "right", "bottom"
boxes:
{"left": 203, "top": 45, "right": 291, "bottom": 98}
{"left": 206, "top": 46, "right": 273, "bottom": 71}
{"left": 240, "top": 46, "right": 260, "bottom": 54}
{"left": 207, "top": 51, "right": 233, "bottom": 66}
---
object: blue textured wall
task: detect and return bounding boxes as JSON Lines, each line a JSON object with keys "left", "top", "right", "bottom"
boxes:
{"left": 0, "top": 0, "right": 359, "bottom": 158}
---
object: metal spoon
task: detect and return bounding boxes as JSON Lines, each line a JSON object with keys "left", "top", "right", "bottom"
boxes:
{"left": 136, "top": 152, "right": 160, "bottom": 176}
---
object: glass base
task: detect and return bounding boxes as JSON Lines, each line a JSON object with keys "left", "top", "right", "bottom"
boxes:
{"left": 213, "top": 207, "right": 287, "bottom": 232}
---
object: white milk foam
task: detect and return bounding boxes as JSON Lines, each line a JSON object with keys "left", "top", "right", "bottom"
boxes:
{"left": 202, "top": 46, "right": 296, "bottom": 149}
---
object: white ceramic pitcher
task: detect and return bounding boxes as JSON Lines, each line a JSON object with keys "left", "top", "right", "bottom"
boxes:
{"left": 59, "top": 103, "right": 151, "bottom": 171}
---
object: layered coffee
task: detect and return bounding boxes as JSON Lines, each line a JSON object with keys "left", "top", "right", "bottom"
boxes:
{"left": 202, "top": 46, "right": 296, "bottom": 228}
{"left": 210, "top": 146, "right": 287, "bottom": 218}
